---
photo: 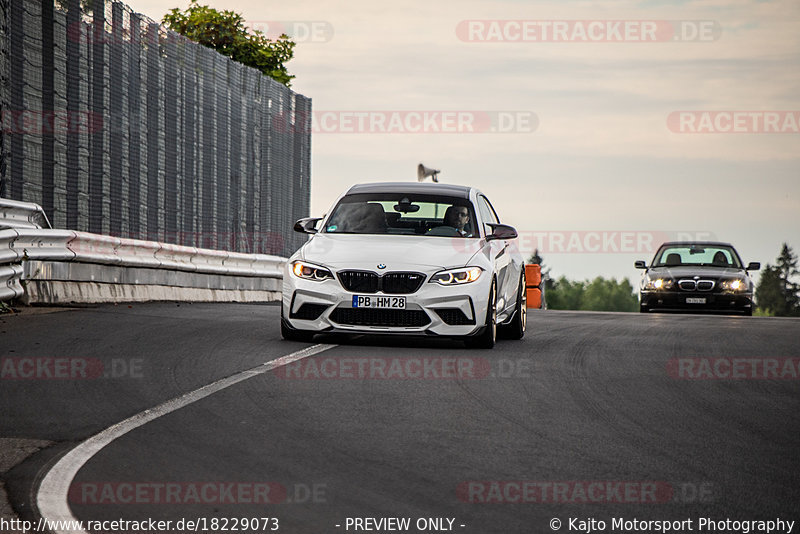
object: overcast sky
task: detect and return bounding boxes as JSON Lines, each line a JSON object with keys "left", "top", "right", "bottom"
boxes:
{"left": 130, "top": 0, "right": 799, "bottom": 283}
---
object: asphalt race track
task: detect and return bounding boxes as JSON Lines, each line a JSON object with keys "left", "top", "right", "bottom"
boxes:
{"left": 2, "top": 303, "right": 799, "bottom": 534}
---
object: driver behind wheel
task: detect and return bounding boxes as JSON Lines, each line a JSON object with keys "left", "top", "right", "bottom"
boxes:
{"left": 443, "top": 205, "right": 472, "bottom": 236}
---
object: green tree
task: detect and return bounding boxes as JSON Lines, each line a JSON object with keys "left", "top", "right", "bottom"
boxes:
{"left": 583, "top": 277, "right": 638, "bottom": 312}
{"left": 776, "top": 243, "right": 800, "bottom": 313}
{"left": 757, "top": 243, "right": 800, "bottom": 316}
{"left": 547, "top": 276, "right": 638, "bottom": 312}
{"left": 755, "top": 265, "right": 784, "bottom": 315}
{"left": 526, "top": 248, "right": 551, "bottom": 281}
{"left": 546, "top": 277, "right": 584, "bottom": 310}
{"left": 162, "top": 1, "right": 295, "bottom": 86}
{"left": 526, "top": 249, "right": 544, "bottom": 267}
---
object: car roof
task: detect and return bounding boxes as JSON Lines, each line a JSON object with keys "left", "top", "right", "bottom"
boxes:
{"left": 658, "top": 241, "right": 735, "bottom": 247}
{"left": 345, "top": 182, "right": 473, "bottom": 199}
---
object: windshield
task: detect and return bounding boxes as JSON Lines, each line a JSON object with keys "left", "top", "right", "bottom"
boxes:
{"left": 652, "top": 245, "right": 743, "bottom": 268}
{"left": 323, "top": 193, "right": 477, "bottom": 237}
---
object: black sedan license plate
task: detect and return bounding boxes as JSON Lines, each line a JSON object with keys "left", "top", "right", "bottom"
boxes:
{"left": 352, "top": 295, "right": 406, "bottom": 309}
{"left": 686, "top": 297, "right": 706, "bottom": 304}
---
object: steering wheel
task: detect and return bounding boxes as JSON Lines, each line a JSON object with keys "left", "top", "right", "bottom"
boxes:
{"left": 426, "top": 226, "right": 465, "bottom": 237}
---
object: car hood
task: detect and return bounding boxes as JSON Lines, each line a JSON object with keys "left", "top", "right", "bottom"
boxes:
{"left": 299, "top": 233, "right": 484, "bottom": 271}
{"left": 648, "top": 266, "right": 747, "bottom": 279}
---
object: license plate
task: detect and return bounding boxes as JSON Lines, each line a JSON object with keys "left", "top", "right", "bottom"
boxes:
{"left": 352, "top": 295, "right": 406, "bottom": 309}
{"left": 686, "top": 297, "right": 706, "bottom": 304}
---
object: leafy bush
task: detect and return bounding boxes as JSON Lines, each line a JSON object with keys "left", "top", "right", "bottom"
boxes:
{"left": 163, "top": 1, "right": 295, "bottom": 86}
{"left": 547, "top": 276, "right": 638, "bottom": 312}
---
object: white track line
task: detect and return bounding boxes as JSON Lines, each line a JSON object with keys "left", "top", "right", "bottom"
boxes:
{"left": 36, "top": 343, "right": 336, "bottom": 534}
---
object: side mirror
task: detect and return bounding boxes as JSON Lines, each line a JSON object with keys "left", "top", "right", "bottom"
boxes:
{"left": 634, "top": 260, "right": 647, "bottom": 269}
{"left": 485, "top": 223, "right": 518, "bottom": 241}
{"left": 746, "top": 262, "right": 760, "bottom": 271}
{"left": 293, "top": 217, "right": 322, "bottom": 234}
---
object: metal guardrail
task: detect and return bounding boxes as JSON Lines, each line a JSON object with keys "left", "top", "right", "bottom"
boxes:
{"left": 0, "top": 228, "right": 25, "bottom": 302}
{"left": 0, "top": 198, "right": 52, "bottom": 230}
{"left": 0, "top": 226, "right": 286, "bottom": 303}
{"left": 0, "top": 229, "right": 284, "bottom": 273}
{"left": 0, "top": 263, "right": 24, "bottom": 302}
{"left": 1, "top": 199, "right": 56, "bottom": 301}
{"left": 0, "top": 196, "right": 287, "bottom": 304}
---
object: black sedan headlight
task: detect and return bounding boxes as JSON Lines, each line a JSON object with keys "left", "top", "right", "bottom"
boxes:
{"left": 291, "top": 261, "right": 333, "bottom": 281}
{"left": 644, "top": 276, "right": 674, "bottom": 290}
{"left": 720, "top": 278, "right": 748, "bottom": 292}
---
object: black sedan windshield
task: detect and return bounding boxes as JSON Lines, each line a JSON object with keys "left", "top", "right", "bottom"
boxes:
{"left": 652, "top": 245, "right": 743, "bottom": 268}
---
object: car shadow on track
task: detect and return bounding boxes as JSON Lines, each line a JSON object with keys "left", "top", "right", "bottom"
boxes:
{"left": 310, "top": 332, "right": 478, "bottom": 350}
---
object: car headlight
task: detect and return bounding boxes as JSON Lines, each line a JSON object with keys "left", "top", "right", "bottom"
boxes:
{"left": 720, "top": 278, "right": 748, "bottom": 292}
{"left": 291, "top": 261, "right": 333, "bottom": 281}
{"left": 644, "top": 277, "right": 674, "bottom": 290}
{"left": 430, "top": 267, "right": 483, "bottom": 286}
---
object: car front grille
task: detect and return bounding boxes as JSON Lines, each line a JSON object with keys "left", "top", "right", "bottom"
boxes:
{"left": 338, "top": 271, "right": 380, "bottom": 293}
{"left": 381, "top": 272, "right": 426, "bottom": 294}
{"left": 337, "top": 270, "right": 426, "bottom": 294}
{"left": 330, "top": 307, "right": 431, "bottom": 327}
{"left": 679, "top": 280, "right": 696, "bottom": 291}
{"left": 679, "top": 279, "right": 716, "bottom": 291}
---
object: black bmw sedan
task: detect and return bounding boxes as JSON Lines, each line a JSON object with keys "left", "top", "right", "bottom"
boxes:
{"left": 635, "top": 242, "right": 760, "bottom": 315}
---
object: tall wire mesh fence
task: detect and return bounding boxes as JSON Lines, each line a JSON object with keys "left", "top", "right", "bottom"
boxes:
{"left": 0, "top": 0, "right": 311, "bottom": 256}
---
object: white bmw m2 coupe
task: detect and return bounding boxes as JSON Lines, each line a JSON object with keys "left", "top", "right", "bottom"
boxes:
{"left": 281, "top": 182, "right": 526, "bottom": 348}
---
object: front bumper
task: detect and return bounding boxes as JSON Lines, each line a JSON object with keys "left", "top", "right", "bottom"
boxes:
{"left": 282, "top": 271, "right": 491, "bottom": 336}
{"left": 640, "top": 290, "right": 754, "bottom": 313}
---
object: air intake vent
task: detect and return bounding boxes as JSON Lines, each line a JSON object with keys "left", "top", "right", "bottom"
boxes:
{"left": 434, "top": 308, "right": 475, "bottom": 325}
{"left": 330, "top": 308, "right": 431, "bottom": 327}
{"left": 290, "top": 303, "right": 329, "bottom": 320}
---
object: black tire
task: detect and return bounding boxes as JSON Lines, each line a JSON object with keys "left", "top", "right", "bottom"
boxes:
{"left": 280, "top": 308, "right": 316, "bottom": 342}
{"left": 465, "top": 280, "right": 497, "bottom": 349}
{"left": 743, "top": 308, "right": 753, "bottom": 317}
{"left": 639, "top": 303, "right": 648, "bottom": 313}
{"left": 499, "top": 272, "right": 526, "bottom": 340}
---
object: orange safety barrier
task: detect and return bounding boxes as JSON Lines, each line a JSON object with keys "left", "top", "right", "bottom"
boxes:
{"left": 525, "top": 264, "right": 541, "bottom": 288}
{"left": 526, "top": 288, "right": 542, "bottom": 309}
